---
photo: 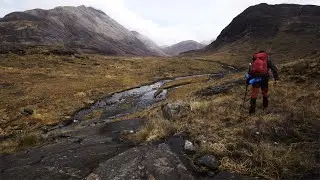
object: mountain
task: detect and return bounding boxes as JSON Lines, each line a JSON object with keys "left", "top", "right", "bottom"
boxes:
{"left": 204, "top": 3, "right": 320, "bottom": 59}
{"left": 131, "top": 31, "right": 167, "bottom": 56}
{"left": 200, "top": 39, "right": 214, "bottom": 46}
{"left": 162, "top": 40, "right": 205, "bottom": 56}
{"left": 0, "top": 6, "right": 158, "bottom": 56}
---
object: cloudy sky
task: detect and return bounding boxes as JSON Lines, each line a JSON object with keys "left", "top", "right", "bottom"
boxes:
{"left": 0, "top": 0, "right": 319, "bottom": 46}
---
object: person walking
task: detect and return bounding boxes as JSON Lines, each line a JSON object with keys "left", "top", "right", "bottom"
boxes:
{"left": 246, "top": 50, "right": 279, "bottom": 114}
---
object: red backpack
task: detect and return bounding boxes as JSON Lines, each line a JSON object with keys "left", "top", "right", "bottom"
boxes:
{"left": 251, "top": 52, "right": 268, "bottom": 75}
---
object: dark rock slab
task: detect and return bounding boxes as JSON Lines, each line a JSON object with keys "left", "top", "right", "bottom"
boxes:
{"left": 0, "top": 119, "right": 144, "bottom": 180}
{"left": 86, "top": 143, "right": 194, "bottom": 180}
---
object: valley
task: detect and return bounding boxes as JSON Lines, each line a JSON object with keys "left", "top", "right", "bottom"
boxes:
{"left": 0, "top": 2, "right": 320, "bottom": 180}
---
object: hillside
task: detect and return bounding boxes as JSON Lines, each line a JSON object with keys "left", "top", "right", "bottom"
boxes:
{"left": 131, "top": 31, "right": 167, "bottom": 56}
{"left": 0, "top": 6, "right": 158, "bottom": 56}
{"left": 162, "top": 40, "right": 205, "bottom": 56}
{"left": 204, "top": 3, "right": 320, "bottom": 60}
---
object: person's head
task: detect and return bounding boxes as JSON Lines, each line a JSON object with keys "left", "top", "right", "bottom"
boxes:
{"left": 258, "top": 50, "right": 265, "bottom": 53}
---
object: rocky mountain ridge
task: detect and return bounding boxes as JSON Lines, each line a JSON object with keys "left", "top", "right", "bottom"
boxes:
{"left": 131, "top": 31, "right": 168, "bottom": 56}
{"left": 204, "top": 3, "right": 320, "bottom": 59}
{"left": 162, "top": 40, "right": 205, "bottom": 56}
{"left": 0, "top": 5, "right": 160, "bottom": 56}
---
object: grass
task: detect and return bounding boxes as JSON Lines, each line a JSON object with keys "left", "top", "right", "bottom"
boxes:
{"left": 0, "top": 50, "right": 227, "bottom": 153}
{"left": 1, "top": 44, "right": 318, "bottom": 178}
{"left": 130, "top": 58, "right": 320, "bottom": 179}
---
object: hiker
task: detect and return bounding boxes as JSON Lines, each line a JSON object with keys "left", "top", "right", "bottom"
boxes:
{"left": 246, "top": 50, "right": 279, "bottom": 114}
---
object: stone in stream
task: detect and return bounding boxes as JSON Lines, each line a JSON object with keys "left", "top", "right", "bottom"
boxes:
{"left": 162, "top": 101, "right": 191, "bottom": 121}
{"left": 86, "top": 143, "right": 194, "bottom": 180}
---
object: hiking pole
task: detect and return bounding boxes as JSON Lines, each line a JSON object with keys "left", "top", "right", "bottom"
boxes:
{"left": 240, "top": 63, "right": 252, "bottom": 109}
{"left": 241, "top": 84, "right": 249, "bottom": 108}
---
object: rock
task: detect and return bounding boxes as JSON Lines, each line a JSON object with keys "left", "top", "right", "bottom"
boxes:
{"left": 212, "top": 171, "right": 255, "bottom": 180}
{"left": 86, "top": 143, "right": 194, "bottom": 180}
{"left": 23, "top": 108, "right": 34, "bottom": 116}
{"left": 184, "top": 140, "right": 196, "bottom": 153}
{"left": 197, "top": 155, "right": 220, "bottom": 170}
{"left": 162, "top": 101, "right": 191, "bottom": 121}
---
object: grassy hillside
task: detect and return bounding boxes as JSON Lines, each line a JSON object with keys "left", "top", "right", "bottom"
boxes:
{"left": 128, "top": 56, "right": 319, "bottom": 179}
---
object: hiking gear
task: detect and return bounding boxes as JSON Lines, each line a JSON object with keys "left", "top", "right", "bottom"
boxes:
{"left": 249, "top": 77, "right": 262, "bottom": 85}
{"left": 241, "top": 64, "right": 252, "bottom": 109}
{"left": 245, "top": 73, "right": 251, "bottom": 85}
{"left": 263, "top": 97, "right": 269, "bottom": 108}
{"left": 242, "top": 84, "right": 249, "bottom": 108}
{"left": 251, "top": 52, "right": 268, "bottom": 75}
{"left": 249, "top": 98, "right": 256, "bottom": 114}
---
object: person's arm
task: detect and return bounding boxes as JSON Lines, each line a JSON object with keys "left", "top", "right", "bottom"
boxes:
{"left": 267, "top": 57, "right": 279, "bottom": 80}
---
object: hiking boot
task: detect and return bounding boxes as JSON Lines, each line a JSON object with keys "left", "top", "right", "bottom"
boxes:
{"left": 249, "top": 99, "right": 256, "bottom": 114}
{"left": 263, "top": 97, "right": 269, "bottom": 109}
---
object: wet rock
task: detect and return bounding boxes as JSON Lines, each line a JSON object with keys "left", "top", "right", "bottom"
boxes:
{"left": 23, "top": 108, "right": 34, "bottom": 116}
{"left": 162, "top": 101, "right": 191, "bottom": 121}
{"left": 197, "top": 155, "right": 220, "bottom": 170}
{"left": 86, "top": 143, "right": 194, "bottom": 180}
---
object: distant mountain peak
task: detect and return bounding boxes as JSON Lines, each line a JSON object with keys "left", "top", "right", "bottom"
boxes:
{"left": 162, "top": 40, "right": 205, "bottom": 56}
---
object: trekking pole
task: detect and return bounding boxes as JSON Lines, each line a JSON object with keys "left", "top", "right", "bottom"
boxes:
{"left": 240, "top": 63, "right": 252, "bottom": 110}
{"left": 241, "top": 84, "right": 249, "bottom": 108}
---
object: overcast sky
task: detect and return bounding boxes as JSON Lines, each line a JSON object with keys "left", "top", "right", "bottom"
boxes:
{"left": 0, "top": 0, "right": 319, "bottom": 46}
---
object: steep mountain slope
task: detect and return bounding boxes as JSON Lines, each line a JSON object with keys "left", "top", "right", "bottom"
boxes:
{"left": 162, "top": 40, "right": 205, "bottom": 56}
{"left": 204, "top": 3, "right": 320, "bottom": 59}
{"left": 0, "top": 6, "right": 157, "bottom": 56}
{"left": 131, "top": 31, "right": 167, "bottom": 56}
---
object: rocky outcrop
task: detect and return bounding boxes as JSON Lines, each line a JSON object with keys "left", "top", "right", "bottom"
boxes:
{"left": 86, "top": 143, "right": 194, "bottom": 180}
{"left": 162, "top": 40, "right": 205, "bottom": 56}
{"left": 0, "top": 6, "right": 159, "bottom": 56}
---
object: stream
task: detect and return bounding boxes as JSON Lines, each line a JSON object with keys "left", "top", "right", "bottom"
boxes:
{"left": 72, "top": 73, "right": 225, "bottom": 123}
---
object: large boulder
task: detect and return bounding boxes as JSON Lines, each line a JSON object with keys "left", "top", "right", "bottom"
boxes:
{"left": 86, "top": 143, "right": 194, "bottom": 180}
{"left": 162, "top": 101, "right": 191, "bottom": 121}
